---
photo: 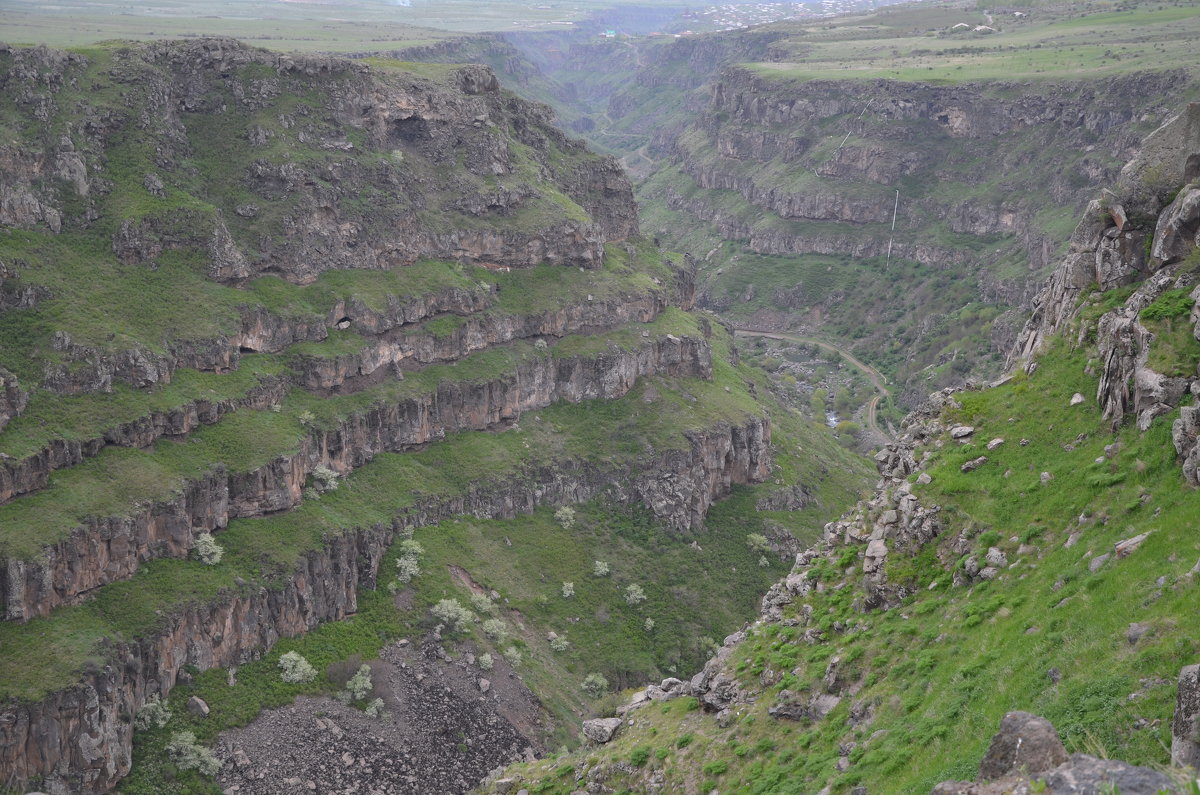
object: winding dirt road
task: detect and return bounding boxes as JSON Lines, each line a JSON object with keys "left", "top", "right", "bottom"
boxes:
{"left": 733, "top": 328, "right": 891, "bottom": 439}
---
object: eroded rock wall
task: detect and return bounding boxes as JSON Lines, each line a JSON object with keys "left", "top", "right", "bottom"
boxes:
{"left": 0, "top": 413, "right": 769, "bottom": 794}
{"left": 1, "top": 333, "right": 712, "bottom": 621}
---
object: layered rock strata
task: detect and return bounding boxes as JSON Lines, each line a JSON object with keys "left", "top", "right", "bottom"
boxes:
{"left": 1, "top": 331, "right": 712, "bottom": 621}
{"left": 0, "top": 274, "right": 691, "bottom": 503}
{"left": 0, "top": 412, "right": 770, "bottom": 794}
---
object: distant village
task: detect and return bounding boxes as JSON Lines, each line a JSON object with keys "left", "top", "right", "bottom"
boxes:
{"left": 665, "top": 0, "right": 913, "bottom": 34}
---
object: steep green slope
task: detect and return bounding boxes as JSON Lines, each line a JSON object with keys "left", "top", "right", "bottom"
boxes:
{"left": 0, "top": 39, "right": 873, "bottom": 794}
{"left": 483, "top": 103, "right": 1200, "bottom": 795}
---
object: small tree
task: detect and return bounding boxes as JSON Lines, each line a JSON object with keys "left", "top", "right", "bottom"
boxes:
{"left": 592, "top": 560, "right": 610, "bottom": 577}
{"left": 192, "top": 533, "right": 223, "bottom": 566}
{"left": 166, "top": 731, "right": 222, "bottom": 777}
{"left": 581, "top": 673, "right": 609, "bottom": 698}
{"left": 431, "top": 598, "right": 474, "bottom": 633}
{"left": 345, "top": 665, "right": 373, "bottom": 701}
{"left": 746, "top": 533, "right": 771, "bottom": 554}
{"left": 624, "top": 583, "right": 647, "bottom": 605}
{"left": 278, "top": 651, "right": 317, "bottom": 684}
{"left": 134, "top": 695, "right": 172, "bottom": 730}
{"left": 470, "top": 592, "right": 495, "bottom": 614}
{"left": 554, "top": 506, "right": 576, "bottom": 529}
{"left": 482, "top": 618, "right": 508, "bottom": 643}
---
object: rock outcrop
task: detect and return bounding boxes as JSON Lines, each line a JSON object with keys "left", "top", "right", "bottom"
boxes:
{"left": 0, "top": 411, "right": 769, "bottom": 793}
{"left": 1, "top": 331, "right": 714, "bottom": 621}
{"left": 934, "top": 712, "right": 1178, "bottom": 794}
{"left": 0, "top": 40, "right": 636, "bottom": 284}
{"left": 1011, "top": 102, "right": 1200, "bottom": 481}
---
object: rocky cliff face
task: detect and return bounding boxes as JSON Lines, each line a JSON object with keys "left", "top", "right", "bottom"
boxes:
{"left": 0, "top": 39, "right": 636, "bottom": 284}
{"left": 1, "top": 330, "right": 712, "bottom": 622}
{"left": 631, "top": 60, "right": 1193, "bottom": 403}
{"left": 0, "top": 411, "right": 769, "bottom": 794}
{"left": 1013, "top": 102, "right": 1200, "bottom": 482}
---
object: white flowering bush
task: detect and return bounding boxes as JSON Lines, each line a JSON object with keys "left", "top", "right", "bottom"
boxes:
{"left": 278, "top": 651, "right": 317, "bottom": 684}
{"left": 554, "top": 506, "right": 576, "bottom": 529}
{"left": 561, "top": 581, "right": 575, "bottom": 598}
{"left": 470, "top": 592, "right": 495, "bottom": 614}
{"left": 431, "top": 598, "right": 474, "bottom": 633}
{"left": 345, "top": 664, "right": 373, "bottom": 701}
{"left": 581, "top": 673, "right": 609, "bottom": 699}
{"left": 192, "top": 532, "right": 223, "bottom": 566}
{"left": 592, "top": 560, "right": 610, "bottom": 577}
{"left": 482, "top": 618, "right": 508, "bottom": 643}
{"left": 134, "top": 695, "right": 172, "bottom": 730}
{"left": 166, "top": 731, "right": 221, "bottom": 777}
{"left": 624, "top": 583, "right": 647, "bottom": 605}
{"left": 478, "top": 653, "right": 494, "bottom": 671}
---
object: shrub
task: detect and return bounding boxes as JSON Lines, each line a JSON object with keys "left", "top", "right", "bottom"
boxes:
{"left": 431, "top": 598, "right": 474, "bottom": 633}
{"left": 166, "top": 731, "right": 221, "bottom": 777}
{"left": 310, "top": 465, "right": 339, "bottom": 494}
{"left": 592, "top": 560, "right": 610, "bottom": 577}
{"left": 134, "top": 695, "right": 172, "bottom": 730}
{"left": 394, "top": 556, "right": 420, "bottom": 584}
{"left": 297, "top": 410, "right": 316, "bottom": 427}
{"left": 278, "top": 651, "right": 317, "bottom": 684}
{"left": 561, "top": 581, "right": 575, "bottom": 598}
{"left": 1141, "top": 288, "right": 1195, "bottom": 321}
{"left": 624, "top": 584, "right": 647, "bottom": 605}
{"left": 629, "top": 746, "right": 651, "bottom": 767}
{"left": 746, "top": 533, "right": 771, "bottom": 553}
{"left": 477, "top": 653, "right": 494, "bottom": 671}
{"left": 758, "top": 555, "right": 771, "bottom": 567}
{"left": 581, "top": 673, "right": 609, "bottom": 698}
{"left": 503, "top": 646, "right": 522, "bottom": 666}
{"left": 397, "top": 539, "right": 423, "bottom": 558}
{"left": 482, "top": 618, "right": 508, "bottom": 643}
{"left": 676, "top": 733, "right": 694, "bottom": 748}
{"left": 470, "top": 592, "right": 495, "bottom": 614}
{"left": 192, "top": 533, "right": 223, "bottom": 566}
{"left": 549, "top": 635, "right": 570, "bottom": 652}
{"left": 364, "top": 697, "right": 386, "bottom": 718}
{"left": 643, "top": 618, "right": 656, "bottom": 632}
{"left": 345, "top": 664, "right": 373, "bottom": 701}
{"left": 703, "top": 760, "right": 728, "bottom": 777}
{"left": 554, "top": 506, "right": 576, "bottom": 529}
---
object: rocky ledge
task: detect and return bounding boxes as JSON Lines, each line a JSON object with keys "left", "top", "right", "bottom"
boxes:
{"left": 1, "top": 330, "right": 713, "bottom": 622}
{"left": 0, "top": 412, "right": 770, "bottom": 794}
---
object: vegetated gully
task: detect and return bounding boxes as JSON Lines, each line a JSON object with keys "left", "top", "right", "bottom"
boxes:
{"left": 733, "top": 328, "right": 891, "bottom": 438}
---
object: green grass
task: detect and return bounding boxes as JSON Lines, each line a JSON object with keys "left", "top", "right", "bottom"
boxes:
{"left": 107, "top": 376, "right": 869, "bottom": 793}
{"left": 0, "top": 342, "right": 775, "bottom": 701}
{"left": 0, "top": 310, "right": 707, "bottom": 561}
{"left": 746, "top": 3, "right": 1200, "bottom": 84}
{"left": 497, "top": 336, "right": 1200, "bottom": 794}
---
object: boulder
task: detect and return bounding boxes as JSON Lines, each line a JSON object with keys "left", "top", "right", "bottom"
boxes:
{"left": 186, "top": 696, "right": 210, "bottom": 717}
{"left": 978, "top": 711, "right": 1068, "bottom": 780}
{"left": 581, "top": 717, "right": 623, "bottom": 744}
{"left": 950, "top": 426, "right": 975, "bottom": 439}
{"left": 961, "top": 456, "right": 988, "bottom": 473}
{"left": 1173, "top": 664, "right": 1200, "bottom": 769}
{"left": 1070, "top": 393, "right": 1085, "bottom": 406}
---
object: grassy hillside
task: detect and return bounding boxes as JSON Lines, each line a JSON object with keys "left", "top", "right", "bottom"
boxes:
{"left": 490, "top": 322, "right": 1200, "bottom": 795}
